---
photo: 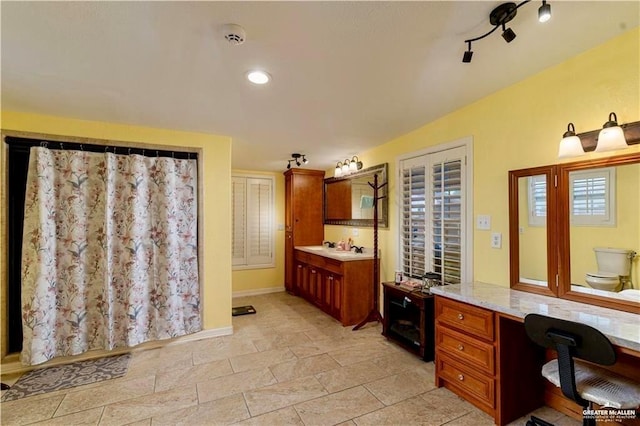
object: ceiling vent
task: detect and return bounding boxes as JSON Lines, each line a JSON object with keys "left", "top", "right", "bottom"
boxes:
{"left": 222, "top": 24, "right": 246, "bottom": 45}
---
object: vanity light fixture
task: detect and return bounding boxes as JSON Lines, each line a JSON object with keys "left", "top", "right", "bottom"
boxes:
{"left": 595, "top": 112, "right": 628, "bottom": 152}
{"left": 286, "top": 153, "right": 307, "bottom": 169}
{"left": 341, "top": 159, "right": 351, "bottom": 175}
{"left": 334, "top": 162, "right": 343, "bottom": 177}
{"left": 349, "top": 156, "right": 364, "bottom": 172}
{"left": 558, "top": 123, "right": 584, "bottom": 158}
{"left": 556, "top": 113, "right": 640, "bottom": 158}
{"left": 462, "top": 1, "right": 551, "bottom": 63}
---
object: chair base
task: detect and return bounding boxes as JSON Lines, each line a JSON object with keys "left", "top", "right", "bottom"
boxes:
{"left": 526, "top": 415, "right": 555, "bottom": 426}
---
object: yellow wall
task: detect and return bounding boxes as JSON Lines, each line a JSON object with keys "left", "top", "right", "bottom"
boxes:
{"left": 0, "top": 111, "right": 233, "bottom": 344}
{"left": 231, "top": 170, "right": 286, "bottom": 294}
{"left": 327, "top": 28, "right": 640, "bottom": 287}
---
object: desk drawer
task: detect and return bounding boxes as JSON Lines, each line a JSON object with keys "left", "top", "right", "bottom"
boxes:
{"left": 436, "top": 324, "right": 494, "bottom": 374}
{"left": 436, "top": 297, "right": 494, "bottom": 341}
{"left": 323, "top": 257, "right": 343, "bottom": 275}
{"left": 437, "top": 352, "right": 495, "bottom": 408}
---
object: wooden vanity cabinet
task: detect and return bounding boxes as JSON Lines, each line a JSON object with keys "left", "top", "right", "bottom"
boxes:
{"left": 294, "top": 249, "right": 373, "bottom": 326}
{"left": 434, "top": 296, "right": 545, "bottom": 426}
{"left": 284, "top": 169, "right": 325, "bottom": 293}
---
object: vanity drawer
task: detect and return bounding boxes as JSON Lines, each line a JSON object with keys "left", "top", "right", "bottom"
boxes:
{"left": 436, "top": 324, "right": 494, "bottom": 375}
{"left": 437, "top": 352, "right": 495, "bottom": 409}
{"left": 435, "top": 297, "right": 494, "bottom": 341}
{"left": 323, "top": 257, "right": 344, "bottom": 275}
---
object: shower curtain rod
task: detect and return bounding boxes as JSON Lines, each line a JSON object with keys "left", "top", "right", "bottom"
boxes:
{"left": 5, "top": 136, "right": 197, "bottom": 160}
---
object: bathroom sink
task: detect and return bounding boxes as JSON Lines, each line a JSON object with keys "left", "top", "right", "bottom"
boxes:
{"left": 304, "top": 246, "right": 327, "bottom": 251}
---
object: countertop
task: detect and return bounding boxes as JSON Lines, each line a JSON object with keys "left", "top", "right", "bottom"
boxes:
{"left": 295, "top": 245, "right": 376, "bottom": 261}
{"left": 430, "top": 281, "right": 640, "bottom": 352}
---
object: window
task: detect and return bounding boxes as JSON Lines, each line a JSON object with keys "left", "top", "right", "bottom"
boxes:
{"left": 399, "top": 143, "right": 470, "bottom": 285}
{"left": 570, "top": 168, "right": 615, "bottom": 226}
{"left": 528, "top": 175, "right": 547, "bottom": 227}
{"left": 232, "top": 175, "right": 275, "bottom": 269}
{"left": 527, "top": 168, "right": 615, "bottom": 227}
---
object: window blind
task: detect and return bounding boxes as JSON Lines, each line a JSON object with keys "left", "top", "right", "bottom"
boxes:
{"left": 399, "top": 145, "right": 467, "bottom": 285}
{"left": 570, "top": 168, "right": 615, "bottom": 226}
{"left": 232, "top": 175, "right": 275, "bottom": 268}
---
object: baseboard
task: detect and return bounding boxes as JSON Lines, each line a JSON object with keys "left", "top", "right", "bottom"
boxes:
{"left": 232, "top": 286, "right": 285, "bottom": 298}
{"left": 0, "top": 326, "right": 233, "bottom": 375}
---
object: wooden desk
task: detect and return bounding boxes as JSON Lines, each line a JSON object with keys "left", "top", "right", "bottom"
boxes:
{"left": 431, "top": 282, "right": 640, "bottom": 426}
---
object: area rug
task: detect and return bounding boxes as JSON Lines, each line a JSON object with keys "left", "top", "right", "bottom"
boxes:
{"left": 1, "top": 353, "right": 131, "bottom": 402}
{"left": 232, "top": 305, "right": 256, "bottom": 316}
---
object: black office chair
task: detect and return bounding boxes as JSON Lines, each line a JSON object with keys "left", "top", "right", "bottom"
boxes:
{"left": 524, "top": 313, "right": 640, "bottom": 426}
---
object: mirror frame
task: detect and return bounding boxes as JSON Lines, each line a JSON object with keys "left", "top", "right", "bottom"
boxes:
{"left": 557, "top": 152, "right": 640, "bottom": 313}
{"left": 508, "top": 165, "right": 558, "bottom": 297}
{"left": 509, "top": 152, "right": 640, "bottom": 314}
{"left": 323, "top": 163, "right": 388, "bottom": 228}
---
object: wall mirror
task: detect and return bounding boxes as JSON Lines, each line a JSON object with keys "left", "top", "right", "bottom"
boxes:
{"left": 509, "top": 165, "right": 558, "bottom": 297}
{"left": 558, "top": 153, "right": 639, "bottom": 313}
{"left": 509, "top": 152, "right": 640, "bottom": 314}
{"left": 324, "top": 163, "right": 388, "bottom": 227}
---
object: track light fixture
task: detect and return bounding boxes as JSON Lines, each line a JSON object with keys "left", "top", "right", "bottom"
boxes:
{"left": 286, "top": 153, "right": 308, "bottom": 169}
{"left": 462, "top": 0, "right": 551, "bottom": 63}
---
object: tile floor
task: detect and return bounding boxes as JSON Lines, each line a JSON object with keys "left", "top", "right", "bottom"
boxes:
{"left": 0, "top": 292, "right": 581, "bottom": 425}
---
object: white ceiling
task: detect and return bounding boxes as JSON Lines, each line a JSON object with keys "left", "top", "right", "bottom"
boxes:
{"left": 2, "top": 1, "right": 638, "bottom": 172}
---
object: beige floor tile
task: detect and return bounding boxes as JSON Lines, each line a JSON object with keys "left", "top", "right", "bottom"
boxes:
{"left": 370, "top": 352, "right": 434, "bottom": 376}
{"left": 269, "top": 354, "right": 340, "bottom": 383}
{"left": 55, "top": 375, "right": 155, "bottom": 416}
{"left": 0, "top": 394, "right": 64, "bottom": 426}
{"left": 442, "top": 410, "right": 495, "bottom": 425}
{"left": 315, "top": 360, "right": 389, "bottom": 393}
{"left": 328, "top": 341, "right": 402, "bottom": 366}
{"left": 127, "top": 348, "right": 193, "bottom": 377}
{"left": 364, "top": 368, "right": 436, "bottom": 406}
{"left": 355, "top": 389, "right": 471, "bottom": 426}
{"left": 197, "top": 368, "right": 277, "bottom": 404}
{"left": 192, "top": 338, "right": 258, "bottom": 365}
{"left": 30, "top": 406, "right": 104, "bottom": 425}
{"left": 229, "top": 347, "right": 297, "bottom": 373}
{"left": 99, "top": 384, "right": 197, "bottom": 426}
{"left": 295, "top": 386, "right": 384, "bottom": 425}
{"left": 243, "top": 376, "right": 327, "bottom": 417}
{"left": 124, "top": 420, "right": 151, "bottom": 426}
{"left": 553, "top": 414, "right": 582, "bottom": 425}
{"left": 335, "top": 421, "right": 357, "bottom": 426}
{"left": 151, "top": 393, "right": 250, "bottom": 425}
{"left": 252, "top": 331, "right": 312, "bottom": 352}
{"left": 155, "top": 358, "right": 233, "bottom": 392}
{"left": 232, "top": 406, "right": 304, "bottom": 426}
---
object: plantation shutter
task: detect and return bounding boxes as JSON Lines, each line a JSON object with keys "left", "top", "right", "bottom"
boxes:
{"left": 399, "top": 146, "right": 467, "bottom": 284}
{"left": 246, "top": 178, "right": 273, "bottom": 265}
{"left": 232, "top": 177, "right": 247, "bottom": 265}
{"left": 570, "top": 168, "right": 615, "bottom": 226}
{"left": 430, "top": 149, "right": 464, "bottom": 285}
{"left": 528, "top": 175, "right": 547, "bottom": 226}
{"left": 400, "top": 157, "right": 427, "bottom": 279}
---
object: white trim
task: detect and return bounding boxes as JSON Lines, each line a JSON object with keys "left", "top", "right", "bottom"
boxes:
{"left": 395, "top": 136, "right": 474, "bottom": 283}
{"left": 233, "top": 286, "right": 285, "bottom": 298}
{"left": 0, "top": 326, "right": 233, "bottom": 375}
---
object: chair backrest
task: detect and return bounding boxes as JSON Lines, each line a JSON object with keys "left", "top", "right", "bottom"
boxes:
{"left": 524, "top": 313, "right": 616, "bottom": 366}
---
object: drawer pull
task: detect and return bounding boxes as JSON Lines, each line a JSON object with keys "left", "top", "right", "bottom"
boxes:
{"left": 457, "top": 313, "right": 464, "bottom": 320}
{"left": 297, "top": 265, "right": 302, "bottom": 269}
{"left": 458, "top": 374, "right": 464, "bottom": 381}
{"left": 457, "top": 344, "right": 464, "bottom": 351}
{"left": 328, "top": 276, "right": 334, "bottom": 281}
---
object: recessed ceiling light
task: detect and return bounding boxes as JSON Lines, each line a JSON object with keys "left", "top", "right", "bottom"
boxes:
{"left": 247, "top": 70, "right": 271, "bottom": 85}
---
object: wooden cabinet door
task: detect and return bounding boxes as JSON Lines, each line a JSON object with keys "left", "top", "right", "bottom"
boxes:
{"left": 285, "top": 231, "right": 294, "bottom": 292}
{"left": 323, "top": 274, "right": 333, "bottom": 311}
{"left": 331, "top": 274, "right": 343, "bottom": 320}
{"left": 309, "top": 267, "right": 321, "bottom": 306}
{"left": 294, "top": 260, "right": 304, "bottom": 296}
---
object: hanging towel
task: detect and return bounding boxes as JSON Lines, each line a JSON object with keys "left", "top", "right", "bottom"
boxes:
{"left": 360, "top": 195, "right": 375, "bottom": 209}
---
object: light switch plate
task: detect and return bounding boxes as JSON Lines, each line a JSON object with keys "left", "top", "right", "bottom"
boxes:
{"left": 477, "top": 215, "right": 491, "bottom": 230}
{"left": 491, "top": 232, "right": 502, "bottom": 249}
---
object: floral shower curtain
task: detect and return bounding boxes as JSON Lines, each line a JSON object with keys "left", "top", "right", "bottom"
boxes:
{"left": 21, "top": 147, "right": 201, "bottom": 365}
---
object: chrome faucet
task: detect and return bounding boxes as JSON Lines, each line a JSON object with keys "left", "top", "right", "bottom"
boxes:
{"left": 323, "top": 241, "right": 336, "bottom": 248}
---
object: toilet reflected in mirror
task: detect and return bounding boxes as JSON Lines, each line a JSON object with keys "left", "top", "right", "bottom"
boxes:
{"left": 584, "top": 247, "right": 636, "bottom": 292}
